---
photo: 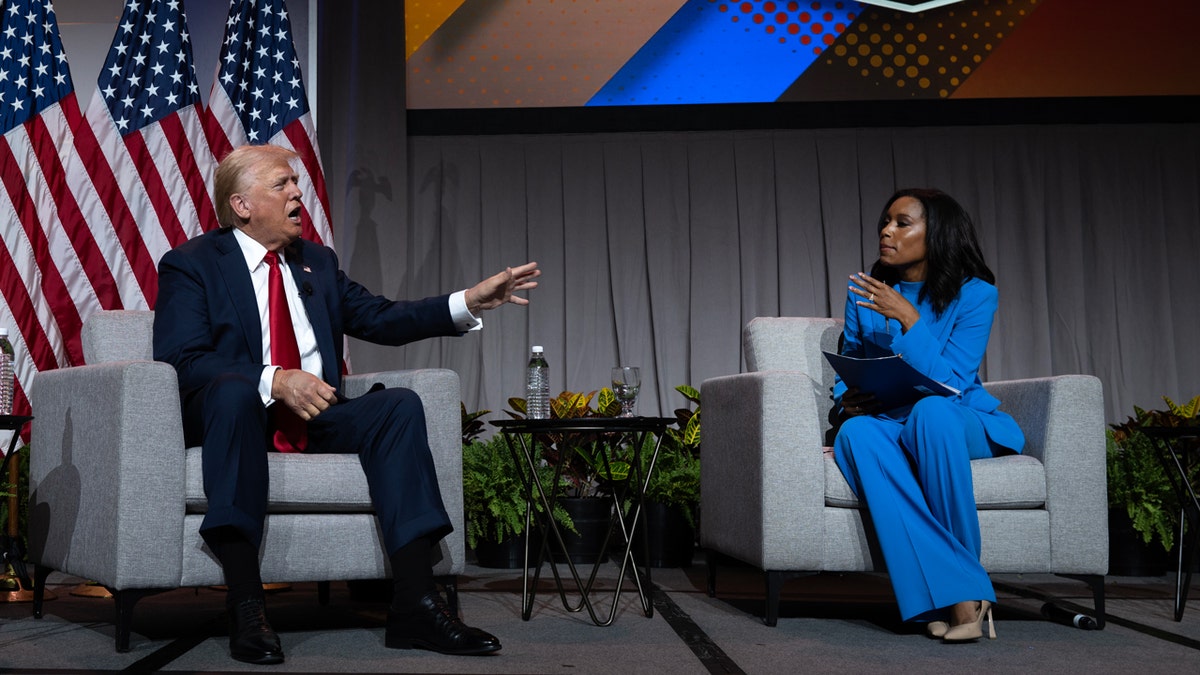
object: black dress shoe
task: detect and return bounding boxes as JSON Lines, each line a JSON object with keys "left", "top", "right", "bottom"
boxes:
{"left": 228, "top": 597, "right": 284, "bottom": 665}
{"left": 385, "top": 591, "right": 502, "bottom": 655}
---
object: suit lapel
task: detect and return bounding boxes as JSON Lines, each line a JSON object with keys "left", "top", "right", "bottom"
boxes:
{"left": 215, "top": 229, "right": 263, "bottom": 359}
{"left": 286, "top": 240, "right": 339, "bottom": 385}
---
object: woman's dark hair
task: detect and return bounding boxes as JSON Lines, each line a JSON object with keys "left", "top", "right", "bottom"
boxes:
{"left": 869, "top": 188, "right": 995, "bottom": 315}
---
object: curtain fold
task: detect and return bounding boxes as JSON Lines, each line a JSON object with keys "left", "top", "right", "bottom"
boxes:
{"left": 377, "top": 123, "right": 1199, "bottom": 423}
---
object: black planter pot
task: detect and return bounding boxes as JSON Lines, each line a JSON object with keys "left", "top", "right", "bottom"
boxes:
{"left": 1108, "top": 507, "right": 1169, "bottom": 576}
{"left": 621, "top": 501, "right": 695, "bottom": 568}
{"left": 551, "top": 498, "right": 612, "bottom": 565}
{"left": 472, "top": 535, "right": 535, "bottom": 569}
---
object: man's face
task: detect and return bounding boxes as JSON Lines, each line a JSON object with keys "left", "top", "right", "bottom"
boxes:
{"left": 231, "top": 154, "right": 303, "bottom": 251}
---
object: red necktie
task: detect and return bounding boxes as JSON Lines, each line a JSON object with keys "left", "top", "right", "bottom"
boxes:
{"left": 265, "top": 251, "right": 306, "bottom": 452}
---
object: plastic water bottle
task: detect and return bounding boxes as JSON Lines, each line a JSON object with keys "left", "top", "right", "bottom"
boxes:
{"left": 1040, "top": 602, "right": 1098, "bottom": 630}
{"left": 526, "top": 345, "right": 550, "bottom": 419}
{"left": 0, "top": 327, "right": 14, "bottom": 415}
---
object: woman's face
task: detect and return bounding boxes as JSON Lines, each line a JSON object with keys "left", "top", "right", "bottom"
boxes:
{"left": 878, "top": 196, "right": 928, "bottom": 281}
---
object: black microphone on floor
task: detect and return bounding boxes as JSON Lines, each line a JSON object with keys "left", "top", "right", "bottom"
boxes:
{"left": 1041, "top": 602, "right": 1098, "bottom": 630}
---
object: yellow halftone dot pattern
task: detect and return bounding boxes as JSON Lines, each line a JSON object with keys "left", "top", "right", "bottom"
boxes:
{"left": 406, "top": 0, "right": 468, "bottom": 59}
{"left": 824, "top": 0, "right": 1039, "bottom": 98}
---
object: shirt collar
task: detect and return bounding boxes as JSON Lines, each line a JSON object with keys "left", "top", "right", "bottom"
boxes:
{"left": 232, "top": 227, "right": 278, "bottom": 271}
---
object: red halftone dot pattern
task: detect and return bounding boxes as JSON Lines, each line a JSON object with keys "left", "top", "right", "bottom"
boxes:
{"left": 716, "top": 0, "right": 854, "bottom": 47}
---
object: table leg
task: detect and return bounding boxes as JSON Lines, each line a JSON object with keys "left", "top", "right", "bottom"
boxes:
{"left": 498, "top": 422, "right": 670, "bottom": 626}
{"left": 1159, "top": 442, "right": 1200, "bottom": 622}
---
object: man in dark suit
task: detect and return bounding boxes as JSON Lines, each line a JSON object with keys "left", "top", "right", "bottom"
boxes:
{"left": 153, "top": 144, "right": 538, "bottom": 665}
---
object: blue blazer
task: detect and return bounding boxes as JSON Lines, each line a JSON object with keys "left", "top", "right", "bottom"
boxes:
{"left": 833, "top": 277, "right": 1025, "bottom": 454}
{"left": 152, "top": 227, "right": 458, "bottom": 400}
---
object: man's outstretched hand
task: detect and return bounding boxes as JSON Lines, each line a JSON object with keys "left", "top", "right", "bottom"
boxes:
{"left": 465, "top": 262, "right": 540, "bottom": 314}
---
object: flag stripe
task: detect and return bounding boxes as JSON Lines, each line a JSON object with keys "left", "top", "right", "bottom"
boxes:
{"left": 201, "top": 84, "right": 237, "bottom": 162}
{"left": 161, "top": 108, "right": 220, "bottom": 233}
{"left": 124, "top": 130, "right": 190, "bottom": 250}
{"left": 66, "top": 95, "right": 160, "bottom": 306}
{"left": 280, "top": 119, "right": 331, "bottom": 246}
{"left": 0, "top": 220, "right": 59, "bottom": 375}
{"left": 27, "top": 113, "right": 124, "bottom": 315}
{"left": 0, "top": 135, "right": 85, "bottom": 365}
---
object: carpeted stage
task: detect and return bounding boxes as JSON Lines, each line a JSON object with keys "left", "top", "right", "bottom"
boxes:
{"left": 2, "top": 556, "right": 1197, "bottom": 674}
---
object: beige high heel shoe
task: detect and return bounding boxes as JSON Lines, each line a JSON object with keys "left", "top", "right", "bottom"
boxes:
{"left": 943, "top": 600, "right": 996, "bottom": 642}
{"left": 925, "top": 621, "right": 949, "bottom": 639}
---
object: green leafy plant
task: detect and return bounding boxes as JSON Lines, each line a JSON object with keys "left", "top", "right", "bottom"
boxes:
{"left": 1107, "top": 395, "right": 1200, "bottom": 552}
{"left": 635, "top": 385, "right": 701, "bottom": 526}
{"left": 506, "top": 390, "right": 630, "bottom": 497}
{"left": 0, "top": 444, "right": 30, "bottom": 553}
{"left": 462, "top": 403, "right": 490, "bottom": 445}
{"left": 461, "top": 433, "right": 575, "bottom": 549}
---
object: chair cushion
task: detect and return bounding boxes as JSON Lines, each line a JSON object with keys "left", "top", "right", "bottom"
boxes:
{"left": 824, "top": 452, "right": 1047, "bottom": 510}
{"left": 185, "top": 448, "right": 375, "bottom": 513}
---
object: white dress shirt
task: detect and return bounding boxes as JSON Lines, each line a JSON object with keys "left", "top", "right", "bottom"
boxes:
{"left": 232, "top": 229, "right": 480, "bottom": 406}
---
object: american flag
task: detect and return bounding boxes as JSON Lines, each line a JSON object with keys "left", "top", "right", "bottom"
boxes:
{"left": 203, "top": 0, "right": 333, "bottom": 247}
{"left": 1, "top": 0, "right": 110, "bottom": 422}
{"left": 1, "top": 0, "right": 215, "bottom": 428}
{"left": 82, "top": 0, "right": 218, "bottom": 306}
{"left": 0, "top": 0, "right": 335, "bottom": 427}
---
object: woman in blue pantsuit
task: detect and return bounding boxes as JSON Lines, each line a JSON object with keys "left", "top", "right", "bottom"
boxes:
{"left": 832, "top": 188, "right": 1024, "bottom": 643}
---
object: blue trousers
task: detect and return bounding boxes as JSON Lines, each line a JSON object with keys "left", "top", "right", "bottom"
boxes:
{"left": 833, "top": 396, "right": 996, "bottom": 621}
{"left": 181, "top": 374, "right": 453, "bottom": 556}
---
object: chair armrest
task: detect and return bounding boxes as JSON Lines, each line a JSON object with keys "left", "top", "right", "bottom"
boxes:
{"left": 344, "top": 368, "right": 463, "bottom": 574}
{"left": 985, "top": 374, "right": 1108, "bottom": 573}
{"left": 700, "top": 370, "right": 831, "bottom": 569}
{"left": 29, "top": 361, "right": 187, "bottom": 588}
{"left": 343, "top": 368, "right": 461, "bottom": 471}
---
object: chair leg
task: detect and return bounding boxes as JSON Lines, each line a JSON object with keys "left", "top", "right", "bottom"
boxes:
{"left": 435, "top": 575, "right": 458, "bottom": 617}
{"left": 112, "top": 588, "right": 168, "bottom": 653}
{"left": 32, "top": 565, "right": 52, "bottom": 619}
{"left": 706, "top": 550, "right": 718, "bottom": 598}
{"left": 1058, "top": 573, "right": 1106, "bottom": 629}
{"left": 764, "top": 571, "right": 783, "bottom": 627}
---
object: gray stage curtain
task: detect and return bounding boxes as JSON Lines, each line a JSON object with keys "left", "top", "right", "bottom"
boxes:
{"left": 338, "top": 123, "right": 1198, "bottom": 426}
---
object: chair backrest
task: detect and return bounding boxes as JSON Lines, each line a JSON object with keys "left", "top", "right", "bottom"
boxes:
{"left": 743, "top": 317, "right": 843, "bottom": 388}
{"left": 81, "top": 310, "right": 155, "bottom": 364}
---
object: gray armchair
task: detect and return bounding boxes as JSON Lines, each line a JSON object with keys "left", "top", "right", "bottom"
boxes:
{"left": 28, "top": 310, "right": 465, "bottom": 651}
{"left": 700, "top": 317, "right": 1108, "bottom": 626}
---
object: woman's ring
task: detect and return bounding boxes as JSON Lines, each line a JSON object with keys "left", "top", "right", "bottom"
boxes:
{"left": 869, "top": 293, "right": 875, "bottom": 302}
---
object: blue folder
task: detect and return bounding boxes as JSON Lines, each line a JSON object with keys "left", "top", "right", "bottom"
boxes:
{"left": 823, "top": 351, "right": 959, "bottom": 412}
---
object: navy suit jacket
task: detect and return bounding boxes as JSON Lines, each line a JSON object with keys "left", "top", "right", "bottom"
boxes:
{"left": 153, "top": 227, "right": 458, "bottom": 402}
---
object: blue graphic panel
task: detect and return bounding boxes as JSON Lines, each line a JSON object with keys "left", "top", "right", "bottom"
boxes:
{"left": 588, "top": 1, "right": 864, "bottom": 106}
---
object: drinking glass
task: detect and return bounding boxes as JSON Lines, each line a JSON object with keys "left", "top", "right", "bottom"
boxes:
{"left": 611, "top": 366, "right": 641, "bottom": 418}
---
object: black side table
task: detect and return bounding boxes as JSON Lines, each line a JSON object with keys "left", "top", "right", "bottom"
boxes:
{"left": 491, "top": 417, "right": 673, "bottom": 626}
{"left": 1140, "top": 426, "right": 1199, "bottom": 621}
{"left": 1, "top": 414, "right": 34, "bottom": 601}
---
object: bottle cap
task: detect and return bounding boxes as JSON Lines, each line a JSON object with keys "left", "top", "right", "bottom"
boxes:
{"left": 532, "top": 345, "right": 543, "bottom": 353}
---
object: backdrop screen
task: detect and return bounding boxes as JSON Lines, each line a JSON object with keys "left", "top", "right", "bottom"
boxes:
{"left": 405, "top": 0, "right": 1199, "bottom": 110}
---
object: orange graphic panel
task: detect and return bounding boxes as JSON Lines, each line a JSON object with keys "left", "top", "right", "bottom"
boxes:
{"left": 406, "top": 0, "right": 468, "bottom": 59}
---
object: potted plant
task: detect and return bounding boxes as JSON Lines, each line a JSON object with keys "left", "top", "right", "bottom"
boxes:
{"left": 504, "top": 390, "right": 628, "bottom": 564}
{"left": 1107, "top": 395, "right": 1200, "bottom": 575}
{"left": 1, "top": 443, "right": 30, "bottom": 594}
{"left": 460, "top": 404, "right": 575, "bottom": 568}
{"left": 622, "top": 385, "right": 701, "bottom": 567}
